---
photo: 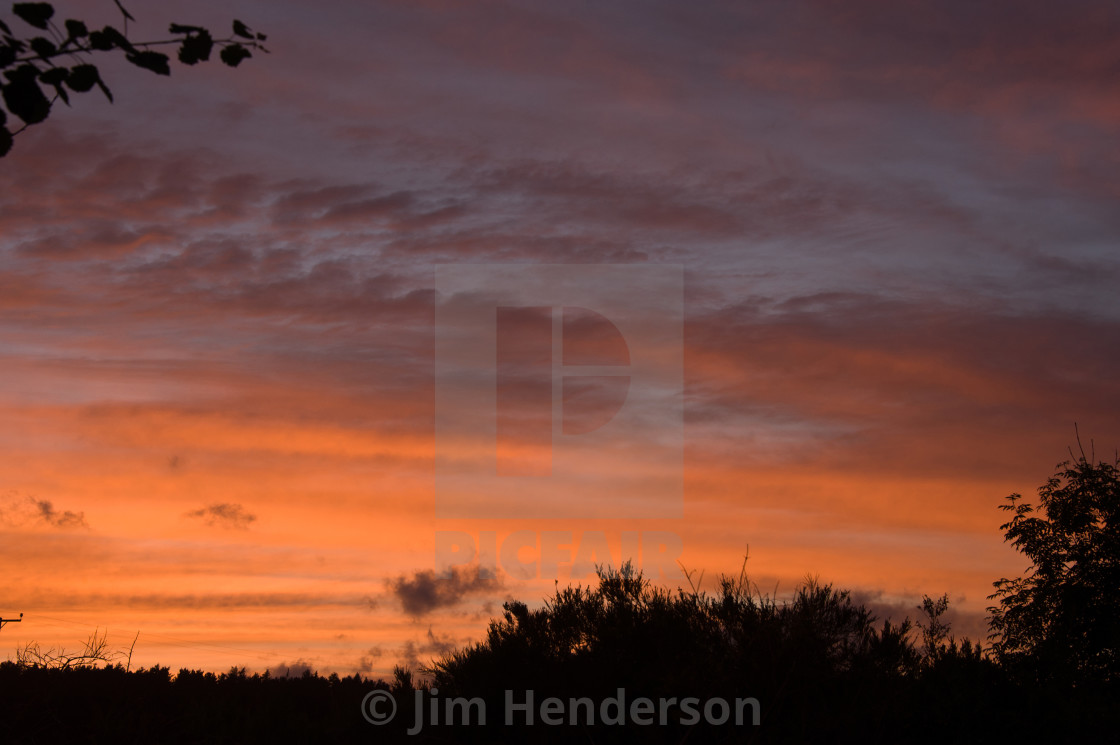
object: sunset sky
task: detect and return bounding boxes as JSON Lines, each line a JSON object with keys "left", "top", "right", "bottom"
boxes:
{"left": 2, "top": 0, "right": 1119, "bottom": 678}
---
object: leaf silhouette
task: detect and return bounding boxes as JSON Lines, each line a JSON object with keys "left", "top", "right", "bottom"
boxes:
{"left": 232, "top": 20, "right": 253, "bottom": 39}
{"left": 64, "top": 64, "right": 99, "bottom": 93}
{"left": 219, "top": 43, "right": 251, "bottom": 67}
{"left": 125, "top": 50, "right": 170, "bottom": 76}
{"left": 89, "top": 26, "right": 133, "bottom": 53}
{"left": 2, "top": 64, "right": 51, "bottom": 124}
{"left": 12, "top": 3, "right": 54, "bottom": 30}
{"left": 177, "top": 30, "right": 213, "bottom": 65}
{"left": 64, "top": 19, "right": 88, "bottom": 39}
{"left": 29, "top": 36, "right": 55, "bottom": 58}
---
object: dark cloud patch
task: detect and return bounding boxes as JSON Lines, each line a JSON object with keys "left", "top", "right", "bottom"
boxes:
{"left": 398, "top": 627, "right": 460, "bottom": 673}
{"left": 34, "top": 500, "right": 89, "bottom": 529}
{"left": 268, "top": 658, "right": 316, "bottom": 678}
{"left": 269, "top": 183, "right": 376, "bottom": 222}
{"left": 356, "top": 646, "right": 384, "bottom": 673}
{"left": 0, "top": 495, "right": 88, "bottom": 530}
{"left": 31, "top": 499, "right": 88, "bottom": 529}
{"left": 387, "top": 565, "right": 502, "bottom": 616}
{"left": 184, "top": 503, "right": 257, "bottom": 530}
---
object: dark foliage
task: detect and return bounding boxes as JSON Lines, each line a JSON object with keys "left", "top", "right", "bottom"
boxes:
{"left": 0, "top": 663, "right": 407, "bottom": 744}
{"left": 0, "top": 1, "right": 268, "bottom": 157}
{"left": 421, "top": 563, "right": 1086, "bottom": 744}
{"left": 988, "top": 446, "right": 1120, "bottom": 687}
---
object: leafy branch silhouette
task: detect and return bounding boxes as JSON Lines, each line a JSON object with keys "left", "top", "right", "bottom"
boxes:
{"left": 1, "top": 1, "right": 268, "bottom": 157}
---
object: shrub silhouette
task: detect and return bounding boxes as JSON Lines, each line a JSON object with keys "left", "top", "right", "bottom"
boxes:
{"left": 424, "top": 562, "right": 1000, "bottom": 744}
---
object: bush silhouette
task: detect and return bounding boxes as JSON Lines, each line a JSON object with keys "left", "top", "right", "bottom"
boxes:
{"left": 424, "top": 562, "right": 1003, "bottom": 744}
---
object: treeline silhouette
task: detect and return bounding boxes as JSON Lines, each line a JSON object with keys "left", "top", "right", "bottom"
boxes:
{"left": 3, "top": 449, "right": 1117, "bottom": 743}
{"left": 2, "top": 566, "right": 1116, "bottom": 744}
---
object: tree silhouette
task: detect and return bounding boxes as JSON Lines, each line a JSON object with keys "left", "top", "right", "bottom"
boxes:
{"left": 1, "top": 1, "right": 267, "bottom": 158}
{"left": 987, "top": 437, "right": 1120, "bottom": 686}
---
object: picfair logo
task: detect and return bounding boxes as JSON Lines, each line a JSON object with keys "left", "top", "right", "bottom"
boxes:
{"left": 435, "top": 264, "right": 682, "bottom": 519}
